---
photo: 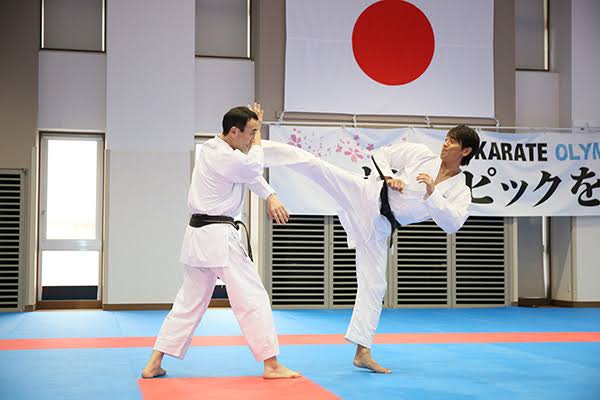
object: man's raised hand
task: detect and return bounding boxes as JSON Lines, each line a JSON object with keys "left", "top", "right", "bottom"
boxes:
{"left": 248, "top": 102, "right": 264, "bottom": 127}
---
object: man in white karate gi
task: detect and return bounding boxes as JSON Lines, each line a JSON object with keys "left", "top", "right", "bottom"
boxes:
{"left": 263, "top": 125, "right": 480, "bottom": 374}
{"left": 142, "top": 104, "right": 300, "bottom": 379}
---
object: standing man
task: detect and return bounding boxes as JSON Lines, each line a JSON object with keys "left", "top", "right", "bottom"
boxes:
{"left": 263, "top": 125, "right": 480, "bottom": 374}
{"left": 142, "top": 104, "right": 300, "bottom": 379}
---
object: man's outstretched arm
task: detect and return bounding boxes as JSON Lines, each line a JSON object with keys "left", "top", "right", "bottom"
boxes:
{"left": 424, "top": 186, "right": 471, "bottom": 234}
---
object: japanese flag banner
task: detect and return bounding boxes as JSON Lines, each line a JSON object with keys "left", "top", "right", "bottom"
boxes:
{"left": 284, "top": 0, "right": 495, "bottom": 118}
{"left": 268, "top": 125, "right": 600, "bottom": 217}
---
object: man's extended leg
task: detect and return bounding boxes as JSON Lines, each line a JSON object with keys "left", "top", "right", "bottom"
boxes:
{"left": 345, "top": 238, "right": 391, "bottom": 373}
{"left": 264, "top": 139, "right": 391, "bottom": 372}
{"left": 262, "top": 140, "right": 366, "bottom": 213}
{"left": 219, "top": 239, "right": 300, "bottom": 379}
{"left": 142, "top": 265, "right": 217, "bottom": 378}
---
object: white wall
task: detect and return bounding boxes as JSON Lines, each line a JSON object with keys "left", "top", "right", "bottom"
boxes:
{"left": 574, "top": 217, "right": 600, "bottom": 301}
{"left": 103, "top": 0, "right": 259, "bottom": 304}
{"left": 570, "top": 0, "right": 600, "bottom": 302}
{"left": 38, "top": 51, "right": 106, "bottom": 131}
{"left": 544, "top": 0, "right": 600, "bottom": 303}
{"left": 105, "top": 0, "right": 195, "bottom": 152}
{"left": 36, "top": 40, "right": 257, "bottom": 305}
{"left": 570, "top": 0, "right": 600, "bottom": 125}
{"left": 104, "top": 0, "right": 195, "bottom": 303}
{"left": 104, "top": 151, "right": 189, "bottom": 303}
{"left": 514, "top": 71, "right": 559, "bottom": 299}
{"left": 515, "top": 1, "right": 600, "bottom": 303}
{"left": 195, "top": 58, "right": 254, "bottom": 133}
{"left": 515, "top": 71, "right": 559, "bottom": 127}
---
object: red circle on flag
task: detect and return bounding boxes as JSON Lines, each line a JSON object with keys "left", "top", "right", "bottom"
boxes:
{"left": 352, "top": 0, "right": 435, "bottom": 86}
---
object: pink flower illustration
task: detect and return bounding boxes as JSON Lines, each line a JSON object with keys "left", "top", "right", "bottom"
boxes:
{"left": 288, "top": 134, "right": 302, "bottom": 148}
{"left": 336, "top": 144, "right": 343, "bottom": 153}
{"left": 366, "top": 143, "right": 374, "bottom": 151}
{"left": 344, "top": 148, "right": 365, "bottom": 163}
{"left": 353, "top": 134, "right": 360, "bottom": 141}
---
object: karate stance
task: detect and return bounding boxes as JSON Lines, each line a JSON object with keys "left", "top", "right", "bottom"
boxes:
{"left": 142, "top": 105, "right": 299, "bottom": 379}
{"left": 263, "top": 125, "right": 480, "bottom": 374}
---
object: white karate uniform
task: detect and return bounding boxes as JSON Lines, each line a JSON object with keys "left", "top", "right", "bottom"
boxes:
{"left": 154, "top": 136, "right": 279, "bottom": 361}
{"left": 263, "top": 140, "right": 471, "bottom": 348}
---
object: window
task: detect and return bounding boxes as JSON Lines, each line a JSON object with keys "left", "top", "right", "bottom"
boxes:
{"left": 39, "top": 134, "right": 104, "bottom": 301}
{"left": 41, "top": 0, "right": 105, "bottom": 52}
{"left": 195, "top": 0, "right": 251, "bottom": 58}
{"left": 515, "top": 0, "right": 549, "bottom": 70}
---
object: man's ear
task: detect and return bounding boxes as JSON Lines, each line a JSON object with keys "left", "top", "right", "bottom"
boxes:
{"left": 462, "top": 147, "right": 473, "bottom": 157}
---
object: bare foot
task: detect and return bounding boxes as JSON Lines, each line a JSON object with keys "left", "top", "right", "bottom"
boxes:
{"left": 353, "top": 346, "right": 391, "bottom": 374}
{"left": 141, "top": 366, "right": 167, "bottom": 379}
{"left": 263, "top": 357, "right": 301, "bottom": 379}
{"left": 141, "top": 350, "right": 167, "bottom": 379}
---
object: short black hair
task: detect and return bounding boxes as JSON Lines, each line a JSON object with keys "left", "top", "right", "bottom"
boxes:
{"left": 222, "top": 106, "right": 258, "bottom": 135}
{"left": 447, "top": 124, "right": 480, "bottom": 166}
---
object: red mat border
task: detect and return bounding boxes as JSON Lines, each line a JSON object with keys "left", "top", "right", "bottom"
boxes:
{"left": 1, "top": 331, "right": 599, "bottom": 351}
{"left": 138, "top": 376, "right": 341, "bottom": 400}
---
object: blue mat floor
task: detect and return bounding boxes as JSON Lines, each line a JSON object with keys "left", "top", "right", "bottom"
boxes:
{"left": 1, "top": 307, "right": 599, "bottom": 399}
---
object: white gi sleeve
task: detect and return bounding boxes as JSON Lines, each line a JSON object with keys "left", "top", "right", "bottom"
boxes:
{"left": 215, "top": 145, "right": 266, "bottom": 184}
{"left": 248, "top": 176, "right": 276, "bottom": 199}
{"left": 372, "top": 143, "right": 430, "bottom": 178}
{"left": 424, "top": 186, "right": 471, "bottom": 234}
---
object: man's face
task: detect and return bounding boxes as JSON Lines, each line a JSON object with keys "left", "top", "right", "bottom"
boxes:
{"left": 230, "top": 118, "right": 259, "bottom": 153}
{"left": 440, "top": 135, "right": 471, "bottom": 164}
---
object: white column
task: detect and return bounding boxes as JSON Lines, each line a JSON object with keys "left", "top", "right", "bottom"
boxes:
{"left": 571, "top": 0, "right": 600, "bottom": 302}
{"left": 105, "top": 0, "right": 195, "bottom": 304}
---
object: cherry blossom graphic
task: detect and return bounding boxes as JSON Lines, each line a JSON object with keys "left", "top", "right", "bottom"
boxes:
{"left": 344, "top": 147, "right": 365, "bottom": 163}
{"left": 284, "top": 128, "right": 380, "bottom": 164}
{"left": 288, "top": 134, "right": 302, "bottom": 148}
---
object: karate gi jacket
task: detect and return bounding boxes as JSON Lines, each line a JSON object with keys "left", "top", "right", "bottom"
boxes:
{"left": 339, "top": 142, "right": 472, "bottom": 248}
{"left": 179, "top": 136, "right": 274, "bottom": 268}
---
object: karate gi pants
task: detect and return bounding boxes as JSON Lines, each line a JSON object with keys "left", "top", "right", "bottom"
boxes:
{"left": 154, "top": 238, "right": 279, "bottom": 361}
{"left": 263, "top": 140, "right": 390, "bottom": 348}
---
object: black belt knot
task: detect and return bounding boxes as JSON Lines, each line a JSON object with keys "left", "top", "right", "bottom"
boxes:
{"left": 189, "top": 214, "right": 253, "bottom": 261}
{"left": 371, "top": 156, "right": 400, "bottom": 248}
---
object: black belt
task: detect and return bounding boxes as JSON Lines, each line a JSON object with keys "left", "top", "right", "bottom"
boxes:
{"left": 189, "top": 214, "right": 253, "bottom": 261}
{"left": 371, "top": 156, "right": 400, "bottom": 247}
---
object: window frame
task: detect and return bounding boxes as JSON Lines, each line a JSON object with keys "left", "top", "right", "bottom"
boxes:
{"left": 40, "top": 0, "right": 107, "bottom": 53}
{"left": 515, "top": 0, "right": 550, "bottom": 72}
{"left": 37, "top": 132, "right": 105, "bottom": 302}
{"left": 194, "top": 0, "right": 252, "bottom": 60}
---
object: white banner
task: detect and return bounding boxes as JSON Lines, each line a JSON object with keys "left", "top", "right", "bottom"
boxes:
{"left": 268, "top": 126, "right": 600, "bottom": 216}
{"left": 285, "top": 0, "right": 494, "bottom": 117}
